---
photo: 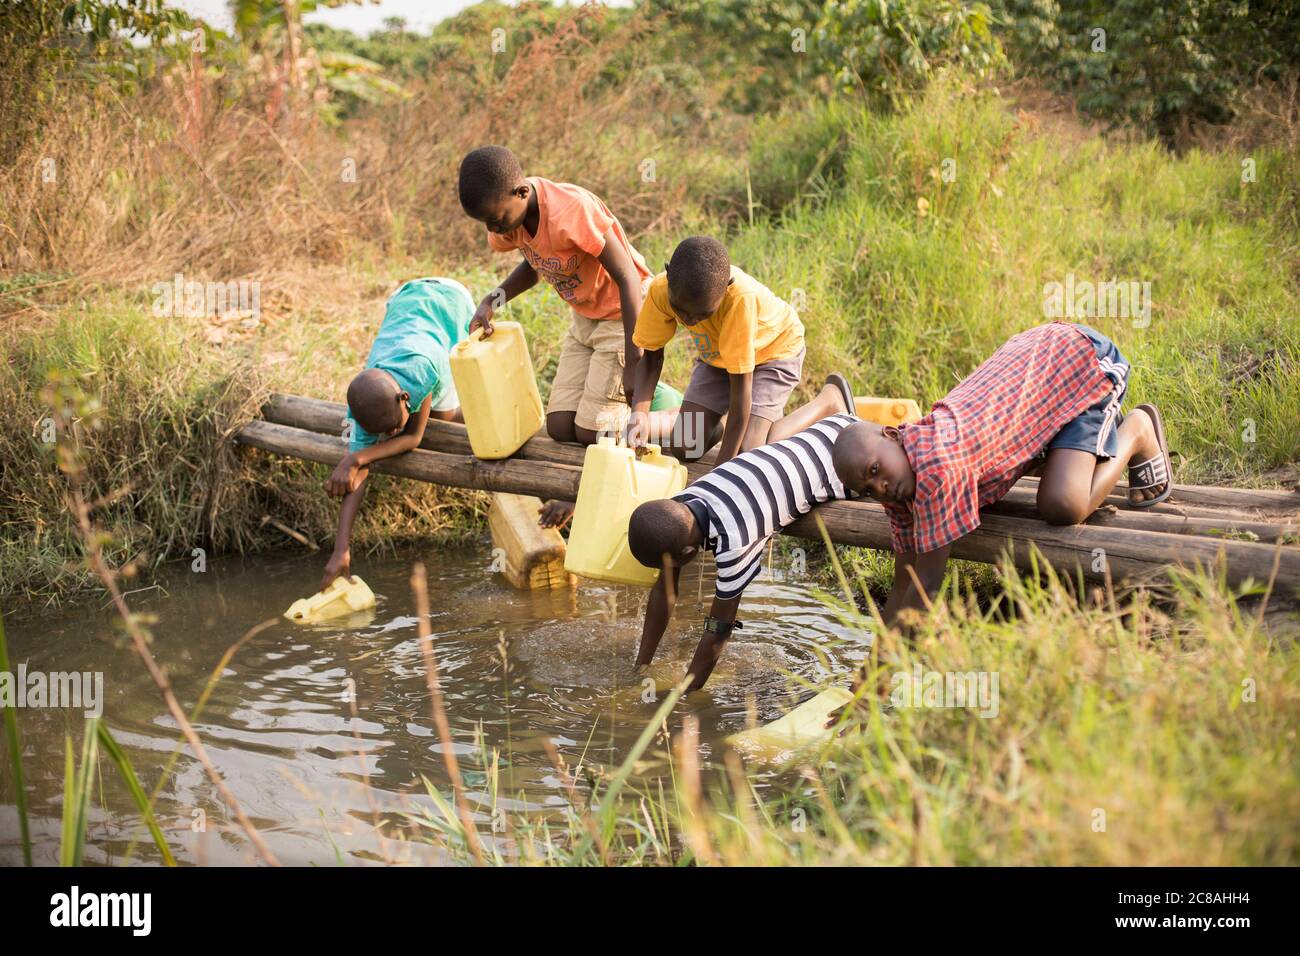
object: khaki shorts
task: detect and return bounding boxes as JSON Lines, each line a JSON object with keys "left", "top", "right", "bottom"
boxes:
{"left": 548, "top": 311, "right": 630, "bottom": 434}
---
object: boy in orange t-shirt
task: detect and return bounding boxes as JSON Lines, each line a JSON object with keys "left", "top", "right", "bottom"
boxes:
{"left": 629, "top": 236, "right": 806, "bottom": 464}
{"left": 457, "top": 146, "right": 660, "bottom": 456}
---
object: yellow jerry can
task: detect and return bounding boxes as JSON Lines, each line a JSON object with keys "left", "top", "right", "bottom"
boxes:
{"left": 564, "top": 438, "right": 688, "bottom": 586}
{"left": 726, "top": 686, "right": 855, "bottom": 757}
{"left": 450, "top": 321, "right": 545, "bottom": 459}
{"left": 854, "top": 396, "right": 923, "bottom": 427}
{"left": 284, "top": 575, "right": 376, "bottom": 623}
{"left": 488, "top": 492, "right": 575, "bottom": 590}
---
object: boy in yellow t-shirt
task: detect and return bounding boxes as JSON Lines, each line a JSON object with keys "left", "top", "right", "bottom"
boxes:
{"left": 628, "top": 236, "right": 806, "bottom": 464}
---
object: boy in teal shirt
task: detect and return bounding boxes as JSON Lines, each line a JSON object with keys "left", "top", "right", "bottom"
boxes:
{"left": 322, "top": 277, "right": 473, "bottom": 589}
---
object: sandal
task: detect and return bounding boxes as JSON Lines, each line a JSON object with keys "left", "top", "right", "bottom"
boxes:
{"left": 1127, "top": 403, "right": 1173, "bottom": 508}
{"left": 826, "top": 373, "right": 855, "bottom": 416}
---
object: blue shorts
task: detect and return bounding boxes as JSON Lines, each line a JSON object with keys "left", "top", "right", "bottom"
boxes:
{"left": 1046, "top": 325, "right": 1130, "bottom": 460}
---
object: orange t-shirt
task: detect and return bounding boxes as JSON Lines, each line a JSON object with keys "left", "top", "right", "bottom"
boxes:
{"left": 487, "top": 177, "right": 651, "bottom": 320}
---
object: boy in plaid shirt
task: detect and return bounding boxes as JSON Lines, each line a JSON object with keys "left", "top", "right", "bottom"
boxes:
{"left": 832, "top": 321, "right": 1172, "bottom": 627}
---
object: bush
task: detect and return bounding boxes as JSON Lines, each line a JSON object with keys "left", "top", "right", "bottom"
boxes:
{"left": 818, "top": 0, "right": 1005, "bottom": 101}
{"left": 998, "top": 0, "right": 1300, "bottom": 146}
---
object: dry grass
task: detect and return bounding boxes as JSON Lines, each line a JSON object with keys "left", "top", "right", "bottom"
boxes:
{"left": 0, "top": 5, "right": 742, "bottom": 283}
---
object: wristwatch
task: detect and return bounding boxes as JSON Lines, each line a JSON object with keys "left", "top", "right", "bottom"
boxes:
{"left": 704, "top": 617, "right": 743, "bottom": 638}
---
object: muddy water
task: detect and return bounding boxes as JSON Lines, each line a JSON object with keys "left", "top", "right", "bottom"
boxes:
{"left": 0, "top": 544, "right": 867, "bottom": 865}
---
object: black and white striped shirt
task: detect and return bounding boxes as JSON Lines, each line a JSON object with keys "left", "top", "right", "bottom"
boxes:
{"left": 675, "top": 414, "right": 856, "bottom": 600}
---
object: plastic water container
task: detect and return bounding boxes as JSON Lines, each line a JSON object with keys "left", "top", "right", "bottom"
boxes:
{"left": 284, "top": 575, "right": 376, "bottom": 623}
{"left": 854, "top": 396, "right": 923, "bottom": 427}
{"left": 564, "top": 437, "right": 688, "bottom": 586}
{"left": 488, "top": 492, "right": 574, "bottom": 590}
{"left": 450, "top": 322, "right": 545, "bottom": 459}
{"left": 726, "top": 686, "right": 855, "bottom": 756}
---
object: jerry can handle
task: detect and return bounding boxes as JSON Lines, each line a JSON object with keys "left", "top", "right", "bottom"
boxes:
{"left": 463, "top": 322, "right": 513, "bottom": 346}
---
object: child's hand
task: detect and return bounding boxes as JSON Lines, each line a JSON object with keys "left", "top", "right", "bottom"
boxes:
{"left": 469, "top": 301, "right": 495, "bottom": 338}
{"left": 825, "top": 667, "right": 873, "bottom": 728}
{"left": 625, "top": 410, "right": 651, "bottom": 450}
{"left": 326, "top": 456, "right": 365, "bottom": 497}
{"left": 824, "top": 697, "right": 871, "bottom": 730}
{"left": 538, "top": 500, "right": 575, "bottom": 530}
{"left": 321, "top": 549, "right": 350, "bottom": 591}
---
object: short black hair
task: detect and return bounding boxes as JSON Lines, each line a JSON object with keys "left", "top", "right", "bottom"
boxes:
{"left": 628, "top": 499, "right": 697, "bottom": 568}
{"left": 457, "top": 145, "right": 524, "bottom": 216}
{"left": 347, "top": 368, "right": 403, "bottom": 435}
{"left": 667, "top": 236, "right": 730, "bottom": 306}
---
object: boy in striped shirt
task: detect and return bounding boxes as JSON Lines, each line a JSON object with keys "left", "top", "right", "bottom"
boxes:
{"left": 831, "top": 321, "right": 1171, "bottom": 630}
{"left": 627, "top": 376, "right": 856, "bottom": 689}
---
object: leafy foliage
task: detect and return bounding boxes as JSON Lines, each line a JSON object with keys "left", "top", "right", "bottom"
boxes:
{"left": 818, "top": 0, "right": 1005, "bottom": 99}
{"left": 649, "top": 0, "right": 1005, "bottom": 110}
{"left": 998, "top": 0, "right": 1300, "bottom": 145}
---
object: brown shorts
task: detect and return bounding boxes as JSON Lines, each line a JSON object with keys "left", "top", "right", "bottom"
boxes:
{"left": 547, "top": 311, "right": 629, "bottom": 433}
{"left": 683, "top": 348, "right": 805, "bottom": 422}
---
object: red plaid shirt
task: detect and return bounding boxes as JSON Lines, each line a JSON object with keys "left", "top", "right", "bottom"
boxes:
{"left": 886, "top": 322, "right": 1115, "bottom": 554}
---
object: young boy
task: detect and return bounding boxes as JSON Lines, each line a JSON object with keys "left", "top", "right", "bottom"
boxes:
{"left": 457, "top": 145, "right": 659, "bottom": 443}
{"left": 321, "top": 278, "right": 474, "bottom": 590}
{"left": 831, "top": 321, "right": 1171, "bottom": 629}
{"left": 627, "top": 375, "right": 856, "bottom": 690}
{"left": 459, "top": 145, "right": 677, "bottom": 528}
{"left": 628, "top": 236, "right": 806, "bottom": 466}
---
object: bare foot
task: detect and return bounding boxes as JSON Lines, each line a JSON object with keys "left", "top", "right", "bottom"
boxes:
{"left": 539, "top": 500, "right": 575, "bottom": 530}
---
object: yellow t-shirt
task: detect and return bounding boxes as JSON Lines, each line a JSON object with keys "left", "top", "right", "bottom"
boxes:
{"left": 632, "top": 267, "right": 804, "bottom": 374}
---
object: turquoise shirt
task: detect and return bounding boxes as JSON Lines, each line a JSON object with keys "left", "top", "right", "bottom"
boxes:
{"left": 346, "top": 278, "right": 473, "bottom": 453}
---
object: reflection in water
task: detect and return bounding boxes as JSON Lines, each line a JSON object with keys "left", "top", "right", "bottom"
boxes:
{"left": 0, "top": 543, "right": 867, "bottom": 865}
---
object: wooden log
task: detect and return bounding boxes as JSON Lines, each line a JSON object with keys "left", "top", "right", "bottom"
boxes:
{"left": 1013, "top": 475, "right": 1299, "bottom": 516}
{"left": 788, "top": 500, "right": 1300, "bottom": 594}
{"left": 236, "top": 420, "right": 582, "bottom": 501}
{"left": 260, "top": 394, "right": 1300, "bottom": 529}
{"left": 236, "top": 417, "right": 1300, "bottom": 594}
{"left": 991, "top": 489, "right": 1297, "bottom": 544}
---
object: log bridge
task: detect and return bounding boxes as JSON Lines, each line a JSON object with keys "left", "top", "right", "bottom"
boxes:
{"left": 236, "top": 393, "right": 1300, "bottom": 596}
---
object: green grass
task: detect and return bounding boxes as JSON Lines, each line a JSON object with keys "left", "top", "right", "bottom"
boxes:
{"left": 726, "top": 80, "right": 1300, "bottom": 480}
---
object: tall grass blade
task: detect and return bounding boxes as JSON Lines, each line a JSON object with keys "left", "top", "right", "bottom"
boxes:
{"left": 572, "top": 680, "right": 686, "bottom": 861}
{"left": 60, "top": 717, "right": 99, "bottom": 867}
{"left": 0, "top": 612, "right": 32, "bottom": 865}
{"left": 96, "top": 721, "right": 176, "bottom": 866}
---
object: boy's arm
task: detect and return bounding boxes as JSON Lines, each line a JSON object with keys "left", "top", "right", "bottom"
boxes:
{"left": 715, "top": 371, "right": 753, "bottom": 464}
{"left": 353, "top": 393, "right": 433, "bottom": 465}
{"left": 683, "top": 593, "right": 743, "bottom": 690}
{"left": 327, "top": 395, "right": 434, "bottom": 496}
{"left": 321, "top": 393, "right": 434, "bottom": 589}
{"left": 881, "top": 546, "right": 950, "bottom": 628}
{"left": 322, "top": 475, "right": 368, "bottom": 591}
{"left": 471, "top": 258, "right": 538, "bottom": 337}
{"left": 627, "top": 347, "right": 664, "bottom": 449}
{"left": 635, "top": 565, "right": 681, "bottom": 668}
{"left": 595, "top": 226, "right": 645, "bottom": 401}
